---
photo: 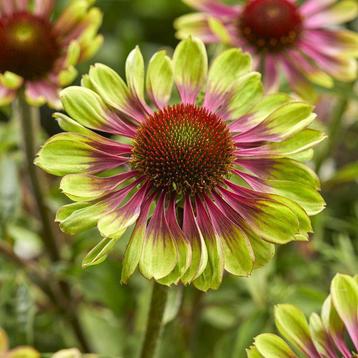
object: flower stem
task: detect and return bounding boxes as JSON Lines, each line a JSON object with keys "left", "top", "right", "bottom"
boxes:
{"left": 14, "top": 96, "right": 91, "bottom": 352}
{"left": 140, "top": 281, "right": 169, "bottom": 358}
{"left": 16, "top": 96, "right": 60, "bottom": 261}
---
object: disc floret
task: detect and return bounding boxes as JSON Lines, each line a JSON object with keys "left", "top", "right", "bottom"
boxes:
{"left": 131, "top": 104, "right": 235, "bottom": 195}
{"left": 239, "top": 0, "right": 302, "bottom": 52}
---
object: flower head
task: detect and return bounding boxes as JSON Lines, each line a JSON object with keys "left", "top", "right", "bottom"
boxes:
{"left": 175, "top": 0, "right": 358, "bottom": 98}
{"left": 0, "top": 0, "right": 103, "bottom": 108}
{"left": 36, "top": 37, "right": 325, "bottom": 290}
{"left": 247, "top": 273, "right": 358, "bottom": 357}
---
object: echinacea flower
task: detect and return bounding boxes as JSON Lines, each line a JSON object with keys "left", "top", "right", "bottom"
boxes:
{"left": 35, "top": 37, "right": 325, "bottom": 291}
{"left": 247, "top": 273, "right": 358, "bottom": 358}
{"left": 0, "top": 0, "right": 102, "bottom": 108}
{"left": 175, "top": 0, "right": 358, "bottom": 98}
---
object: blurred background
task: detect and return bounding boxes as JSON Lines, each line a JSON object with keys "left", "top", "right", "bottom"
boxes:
{"left": 0, "top": 0, "right": 357, "bottom": 357}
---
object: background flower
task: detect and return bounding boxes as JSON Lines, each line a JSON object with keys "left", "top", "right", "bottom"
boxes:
{"left": 0, "top": 0, "right": 103, "bottom": 108}
{"left": 247, "top": 273, "right": 358, "bottom": 358}
{"left": 175, "top": 0, "right": 358, "bottom": 99}
{"left": 36, "top": 37, "right": 324, "bottom": 291}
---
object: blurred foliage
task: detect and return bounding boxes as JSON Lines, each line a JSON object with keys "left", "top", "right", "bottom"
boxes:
{"left": 0, "top": 1, "right": 357, "bottom": 357}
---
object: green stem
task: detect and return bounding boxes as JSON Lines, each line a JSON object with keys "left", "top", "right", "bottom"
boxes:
{"left": 140, "top": 281, "right": 169, "bottom": 358}
{"left": 315, "top": 89, "right": 352, "bottom": 173}
{"left": 15, "top": 97, "right": 91, "bottom": 352}
{"left": 16, "top": 97, "right": 60, "bottom": 261}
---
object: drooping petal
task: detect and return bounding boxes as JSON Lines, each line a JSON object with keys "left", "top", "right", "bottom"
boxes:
{"left": 158, "top": 198, "right": 192, "bottom": 285}
{"left": 172, "top": 37, "right": 208, "bottom": 104}
{"left": 181, "top": 196, "right": 208, "bottom": 285}
{"left": 205, "top": 195, "right": 254, "bottom": 276}
{"left": 220, "top": 185, "right": 299, "bottom": 244}
{"left": 193, "top": 198, "right": 224, "bottom": 291}
{"left": 139, "top": 193, "right": 178, "bottom": 280}
{"left": 212, "top": 192, "right": 275, "bottom": 269}
{"left": 97, "top": 181, "right": 149, "bottom": 240}
{"left": 121, "top": 194, "right": 156, "bottom": 283}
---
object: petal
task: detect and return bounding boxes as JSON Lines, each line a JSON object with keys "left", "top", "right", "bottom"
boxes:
{"left": 82, "top": 237, "right": 117, "bottom": 267}
{"left": 139, "top": 194, "right": 178, "bottom": 280}
{"left": 183, "top": 0, "right": 241, "bottom": 18}
{"left": 218, "top": 72, "right": 263, "bottom": 120}
{"left": 321, "top": 296, "right": 352, "bottom": 358}
{"left": 56, "top": 201, "right": 109, "bottom": 235}
{"left": 193, "top": 198, "right": 224, "bottom": 291}
{"left": 173, "top": 37, "right": 208, "bottom": 104}
{"left": 302, "top": 29, "right": 358, "bottom": 57}
{"left": 285, "top": 50, "right": 333, "bottom": 88}
{"left": 275, "top": 304, "right": 320, "bottom": 358}
{"left": 304, "top": 0, "right": 358, "bottom": 27}
{"left": 34, "top": 0, "right": 55, "bottom": 16}
{"left": 60, "top": 86, "right": 136, "bottom": 136}
{"left": 331, "top": 274, "right": 358, "bottom": 350}
{"left": 60, "top": 171, "right": 137, "bottom": 202}
{"left": 174, "top": 13, "right": 219, "bottom": 43}
{"left": 220, "top": 186, "right": 299, "bottom": 244}
{"left": 35, "top": 132, "right": 128, "bottom": 176}
{"left": 299, "top": 41, "right": 357, "bottom": 82}
{"left": 205, "top": 196, "right": 254, "bottom": 276}
{"left": 126, "top": 46, "right": 150, "bottom": 110}
{"left": 254, "top": 333, "right": 297, "bottom": 358}
{"left": 263, "top": 55, "right": 280, "bottom": 93}
{"left": 229, "top": 93, "right": 291, "bottom": 133}
{"left": 146, "top": 50, "right": 174, "bottom": 109}
{"left": 97, "top": 181, "right": 149, "bottom": 240}
{"left": 299, "top": 0, "right": 336, "bottom": 17}
{"left": 309, "top": 313, "right": 338, "bottom": 358}
{"left": 25, "top": 80, "right": 61, "bottom": 109}
{"left": 121, "top": 194, "right": 155, "bottom": 283}
{"left": 158, "top": 198, "right": 192, "bottom": 285}
{"left": 212, "top": 192, "right": 275, "bottom": 269}
{"left": 0, "top": 85, "right": 16, "bottom": 106}
{"left": 181, "top": 196, "right": 208, "bottom": 284}
{"left": 88, "top": 63, "right": 146, "bottom": 122}
{"left": 234, "top": 102, "right": 315, "bottom": 143}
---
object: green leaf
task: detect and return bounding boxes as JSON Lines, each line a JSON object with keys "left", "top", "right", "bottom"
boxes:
{"left": 82, "top": 237, "right": 117, "bottom": 268}
{"left": 325, "top": 162, "right": 358, "bottom": 187}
